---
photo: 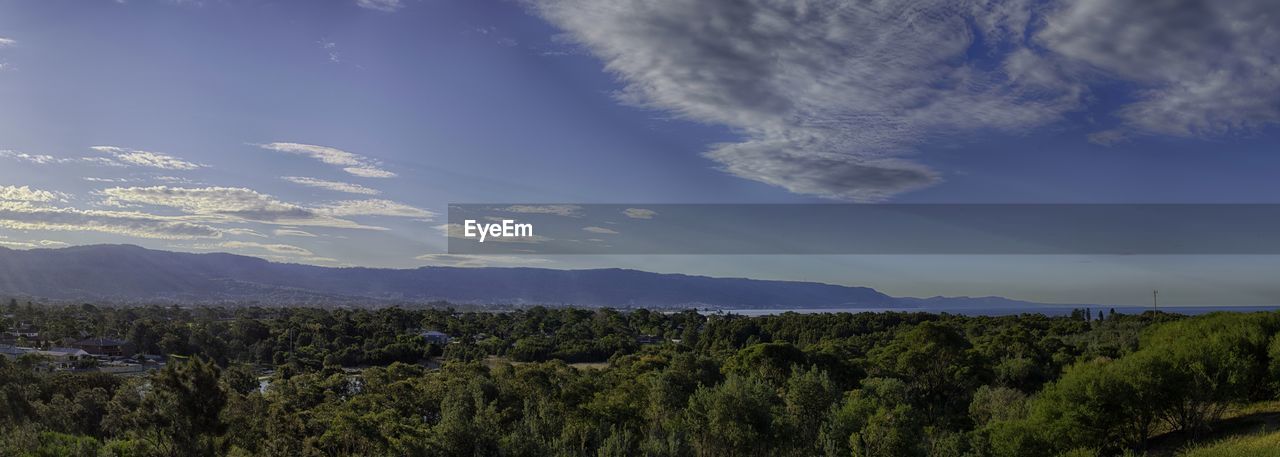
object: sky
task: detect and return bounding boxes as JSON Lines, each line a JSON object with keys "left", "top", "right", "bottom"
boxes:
{"left": 2, "top": 0, "right": 1280, "bottom": 305}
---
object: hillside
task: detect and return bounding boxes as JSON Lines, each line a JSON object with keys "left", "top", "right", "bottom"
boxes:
{"left": 0, "top": 244, "right": 1088, "bottom": 309}
{"left": 0, "top": 244, "right": 905, "bottom": 307}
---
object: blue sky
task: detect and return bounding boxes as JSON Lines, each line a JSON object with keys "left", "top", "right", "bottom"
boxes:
{"left": 2, "top": 0, "right": 1280, "bottom": 305}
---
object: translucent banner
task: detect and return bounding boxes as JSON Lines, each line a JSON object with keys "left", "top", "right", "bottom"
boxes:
{"left": 446, "top": 204, "right": 1280, "bottom": 255}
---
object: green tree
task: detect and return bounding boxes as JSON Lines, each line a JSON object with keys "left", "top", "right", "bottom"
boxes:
{"left": 685, "top": 374, "right": 778, "bottom": 457}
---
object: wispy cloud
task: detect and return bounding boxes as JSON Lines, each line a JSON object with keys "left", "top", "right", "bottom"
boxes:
{"left": 2, "top": 149, "right": 177, "bottom": 169}
{"left": 0, "top": 201, "right": 223, "bottom": 239}
{"left": 154, "top": 175, "right": 199, "bottom": 184}
{"left": 90, "top": 146, "right": 204, "bottom": 170}
{"left": 274, "top": 228, "right": 317, "bottom": 237}
{"left": 623, "top": 208, "right": 656, "bottom": 219}
{"left": 356, "top": 0, "right": 403, "bottom": 12}
{"left": 0, "top": 37, "right": 15, "bottom": 47}
{"left": 316, "top": 199, "right": 434, "bottom": 219}
{"left": 1, "top": 150, "right": 70, "bottom": 165}
{"left": 532, "top": 0, "right": 1280, "bottom": 199}
{"left": 414, "top": 253, "right": 552, "bottom": 267}
{"left": 191, "top": 240, "right": 338, "bottom": 264}
{"left": 582, "top": 226, "right": 617, "bottom": 234}
{"left": 529, "top": 0, "right": 1083, "bottom": 201}
{"left": 83, "top": 177, "right": 133, "bottom": 183}
{"left": 216, "top": 240, "right": 313, "bottom": 256}
{"left": 497, "top": 204, "right": 581, "bottom": 217}
{"left": 1, "top": 185, "right": 68, "bottom": 202}
{"left": 434, "top": 223, "right": 459, "bottom": 237}
{"left": 96, "top": 186, "right": 380, "bottom": 229}
{"left": 223, "top": 227, "right": 266, "bottom": 238}
{"left": 258, "top": 142, "right": 396, "bottom": 178}
{"left": 0, "top": 238, "right": 71, "bottom": 249}
{"left": 282, "top": 176, "right": 380, "bottom": 195}
{"left": 318, "top": 39, "right": 340, "bottom": 63}
{"left": 1039, "top": 0, "right": 1280, "bottom": 138}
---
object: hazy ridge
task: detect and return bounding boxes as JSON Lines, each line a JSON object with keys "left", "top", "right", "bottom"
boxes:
{"left": 0, "top": 244, "right": 1080, "bottom": 309}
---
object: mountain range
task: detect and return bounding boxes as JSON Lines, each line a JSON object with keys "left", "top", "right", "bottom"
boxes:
{"left": 0, "top": 244, "right": 1077, "bottom": 309}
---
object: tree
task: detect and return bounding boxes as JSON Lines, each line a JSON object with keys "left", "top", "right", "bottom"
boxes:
{"left": 106, "top": 357, "right": 228, "bottom": 456}
{"left": 722, "top": 342, "right": 807, "bottom": 386}
{"left": 868, "top": 321, "right": 984, "bottom": 425}
{"left": 781, "top": 366, "right": 840, "bottom": 455}
{"left": 685, "top": 374, "right": 778, "bottom": 457}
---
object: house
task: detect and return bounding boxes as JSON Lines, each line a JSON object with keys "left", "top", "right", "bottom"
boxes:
{"left": 35, "top": 348, "right": 91, "bottom": 370}
{"left": 0, "top": 344, "right": 33, "bottom": 359}
{"left": 0, "top": 345, "right": 89, "bottom": 371}
{"left": 73, "top": 337, "right": 130, "bottom": 357}
{"left": 421, "top": 330, "right": 451, "bottom": 345}
{"left": 4, "top": 324, "right": 40, "bottom": 340}
{"left": 44, "top": 347, "right": 90, "bottom": 358}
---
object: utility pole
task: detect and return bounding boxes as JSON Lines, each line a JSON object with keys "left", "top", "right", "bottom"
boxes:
{"left": 1153, "top": 290, "right": 1158, "bottom": 311}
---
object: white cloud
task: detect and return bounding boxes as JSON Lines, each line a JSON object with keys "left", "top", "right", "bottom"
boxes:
{"left": 414, "top": 253, "right": 552, "bottom": 267}
{"left": 0, "top": 150, "right": 61, "bottom": 164}
{"left": 216, "top": 241, "right": 314, "bottom": 256}
{"left": 81, "top": 157, "right": 125, "bottom": 167}
{"left": 83, "top": 177, "right": 133, "bottom": 183}
{"left": 191, "top": 241, "right": 338, "bottom": 264}
{"left": 434, "top": 223, "right": 461, "bottom": 237}
{"left": 224, "top": 227, "right": 267, "bottom": 238}
{"left": 316, "top": 199, "right": 434, "bottom": 218}
{"left": 0, "top": 200, "right": 223, "bottom": 239}
{"left": 1038, "top": 0, "right": 1280, "bottom": 138}
{"left": 582, "top": 226, "right": 617, "bottom": 234}
{"left": 154, "top": 175, "right": 199, "bottom": 184}
{"left": 530, "top": 0, "right": 1083, "bottom": 201}
{"left": 274, "top": 228, "right": 318, "bottom": 237}
{"left": 2, "top": 149, "right": 179, "bottom": 170}
{"left": 533, "top": 0, "right": 1280, "bottom": 190}
{"left": 90, "top": 146, "right": 204, "bottom": 170}
{"left": 258, "top": 142, "right": 396, "bottom": 178}
{"left": 99, "top": 186, "right": 298, "bottom": 216}
{"left": 622, "top": 208, "right": 656, "bottom": 219}
{"left": 356, "top": 0, "right": 403, "bottom": 12}
{"left": 0, "top": 37, "right": 14, "bottom": 47}
{"left": 342, "top": 166, "right": 397, "bottom": 178}
{"left": 0, "top": 185, "right": 67, "bottom": 202}
{"left": 253, "top": 254, "right": 342, "bottom": 265}
{"left": 318, "top": 40, "right": 341, "bottom": 63}
{"left": 96, "top": 186, "right": 380, "bottom": 229}
{"left": 282, "top": 176, "right": 380, "bottom": 195}
{"left": 2, "top": 239, "right": 74, "bottom": 249}
{"left": 497, "top": 204, "right": 581, "bottom": 217}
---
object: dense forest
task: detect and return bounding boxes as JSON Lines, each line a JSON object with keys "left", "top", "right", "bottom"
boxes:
{"left": 2, "top": 301, "right": 1279, "bottom": 456}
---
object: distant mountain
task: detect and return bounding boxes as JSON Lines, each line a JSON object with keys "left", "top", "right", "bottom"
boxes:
{"left": 0, "top": 244, "right": 1073, "bottom": 309}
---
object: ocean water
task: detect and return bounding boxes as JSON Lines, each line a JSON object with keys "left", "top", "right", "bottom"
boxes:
{"left": 720, "top": 305, "right": 1280, "bottom": 317}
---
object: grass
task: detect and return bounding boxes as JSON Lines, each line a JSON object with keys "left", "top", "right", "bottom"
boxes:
{"left": 1178, "top": 430, "right": 1280, "bottom": 457}
{"left": 1144, "top": 400, "right": 1280, "bottom": 456}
